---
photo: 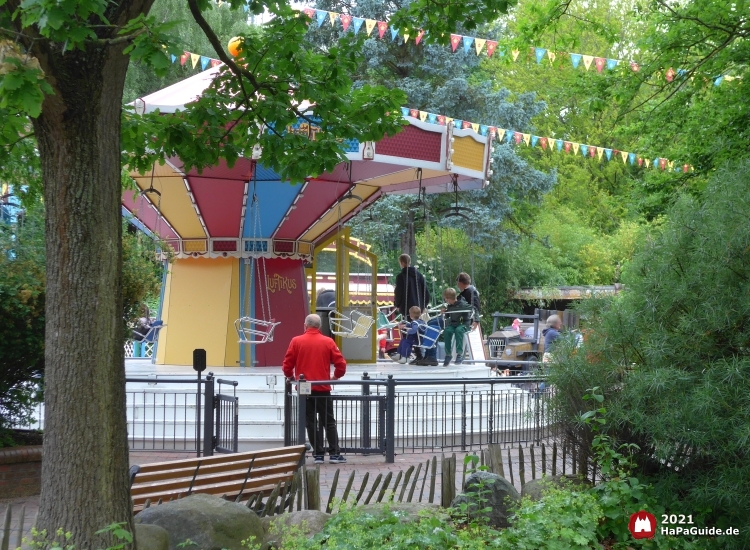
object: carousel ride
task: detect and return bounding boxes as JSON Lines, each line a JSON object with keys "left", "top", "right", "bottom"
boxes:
{"left": 124, "top": 66, "right": 494, "bottom": 367}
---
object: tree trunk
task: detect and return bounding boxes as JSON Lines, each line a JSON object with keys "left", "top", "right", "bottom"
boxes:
{"left": 32, "top": 41, "right": 135, "bottom": 548}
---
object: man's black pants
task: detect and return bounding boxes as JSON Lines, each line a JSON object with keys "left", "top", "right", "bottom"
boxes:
{"left": 305, "top": 392, "right": 340, "bottom": 456}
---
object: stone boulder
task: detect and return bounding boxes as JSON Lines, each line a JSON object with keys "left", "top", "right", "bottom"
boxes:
{"left": 135, "top": 524, "right": 169, "bottom": 550}
{"left": 357, "top": 502, "right": 447, "bottom": 524}
{"left": 521, "top": 474, "right": 592, "bottom": 501}
{"left": 135, "top": 493, "right": 265, "bottom": 550}
{"left": 262, "top": 510, "right": 330, "bottom": 548}
{"left": 450, "top": 471, "right": 520, "bottom": 529}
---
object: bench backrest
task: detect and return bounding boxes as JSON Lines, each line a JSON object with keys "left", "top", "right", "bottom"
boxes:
{"left": 130, "top": 445, "right": 305, "bottom": 513}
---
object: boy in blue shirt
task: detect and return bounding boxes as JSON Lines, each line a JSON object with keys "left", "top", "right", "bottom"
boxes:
{"left": 397, "top": 306, "right": 425, "bottom": 364}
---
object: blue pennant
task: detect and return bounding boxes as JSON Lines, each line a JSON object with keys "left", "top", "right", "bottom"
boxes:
{"left": 390, "top": 26, "right": 399, "bottom": 41}
{"left": 242, "top": 4, "right": 248, "bottom": 11}
{"left": 200, "top": 56, "right": 209, "bottom": 70}
{"left": 463, "top": 36, "right": 474, "bottom": 55}
{"left": 534, "top": 48, "right": 546, "bottom": 64}
{"left": 628, "top": 152, "right": 636, "bottom": 165}
{"left": 556, "top": 139, "right": 563, "bottom": 151}
{"left": 315, "top": 10, "right": 327, "bottom": 27}
{"left": 352, "top": 17, "right": 364, "bottom": 34}
{"left": 479, "top": 125, "right": 488, "bottom": 136}
{"left": 570, "top": 53, "right": 582, "bottom": 69}
{"left": 507, "top": 132, "right": 515, "bottom": 144}
{"left": 170, "top": 54, "right": 177, "bottom": 63}
{"left": 714, "top": 76, "right": 724, "bottom": 86}
{"left": 654, "top": 158, "right": 660, "bottom": 168}
{"left": 677, "top": 68, "right": 687, "bottom": 78}
{"left": 454, "top": 119, "right": 463, "bottom": 130}
{"left": 606, "top": 58, "right": 618, "bottom": 70}
{"left": 605, "top": 148, "right": 613, "bottom": 160}
{"left": 531, "top": 135, "right": 539, "bottom": 147}
{"left": 400, "top": 107, "right": 410, "bottom": 117}
{"left": 428, "top": 113, "right": 438, "bottom": 124}
{"left": 580, "top": 144, "right": 589, "bottom": 157}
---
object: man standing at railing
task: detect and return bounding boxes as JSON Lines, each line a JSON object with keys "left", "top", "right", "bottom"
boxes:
{"left": 283, "top": 314, "right": 347, "bottom": 465}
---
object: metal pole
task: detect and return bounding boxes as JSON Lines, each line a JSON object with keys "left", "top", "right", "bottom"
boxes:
{"left": 361, "top": 372, "right": 371, "bottom": 450}
{"left": 297, "top": 375, "right": 307, "bottom": 447}
{"left": 461, "top": 383, "right": 467, "bottom": 451}
{"left": 196, "top": 371, "right": 201, "bottom": 458}
{"left": 385, "top": 375, "right": 395, "bottom": 464}
{"left": 284, "top": 377, "right": 292, "bottom": 447}
{"left": 203, "top": 373, "right": 215, "bottom": 457}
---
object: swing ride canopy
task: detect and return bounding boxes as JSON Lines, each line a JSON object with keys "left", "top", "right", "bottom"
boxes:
{"left": 124, "top": 66, "right": 494, "bottom": 260}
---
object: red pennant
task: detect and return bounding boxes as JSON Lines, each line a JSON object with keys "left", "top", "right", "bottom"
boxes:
{"left": 613, "top": 149, "right": 620, "bottom": 157}
{"left": 377, "top": 21, "right": 388, "bottom": 38}
{"left": 683, "top": 164, "right": 689, "bottom": 173}
{"left": 489, "top": 126, "right": 497, "bottom": 139}
{"left": 303, "top": 7, "right": 315, "bottom": 19}
{"left": 463, "top": 121, "right": 472, "bottom": 129}
{"left": 589, "top": 146, "right": 596, "bottom": 157}
{"left": 514, "top": 132, "right": 523, "bottom": 144}
{"left": 666, "top": 67, "right": 675, "bottom": 82}
{"left": 340, "top": 14, "right": 352, "bottom": 31}
{"left": 659, "top": 158, "right": 667, "bottom": 170}
{"left": 180, "top": 52, "right": 190, "bottom": 65}
{"left": 437, "top": 115, "right": 446, "bottom": 125}
{"left": 450, "top": 34, "right": 461, "bottom": 52}
{"left": 415, "top": 30, "right": 425, "bottom": 45}
{"left": 486, "top": 40, "right": 498, "bottom": 57}
{"left": 409, "top": 109, "right": 419, "bottom": 118}
{"left": 210, "top": 59, "right": 221, "bottom": 67}
{"left": 630, "top": 62, "right": 640, "bottom": 72}
{"left": 564, "top": 141, "right": 572, "bottom": 153}
{"left": 540, "top": 137, "right": 548, "bottom": 150}
{"left": 638, "top": 157, "right": 643, "bottom": 167}
{"left": 595, "top": 57, "right": 606, "bottom": 73}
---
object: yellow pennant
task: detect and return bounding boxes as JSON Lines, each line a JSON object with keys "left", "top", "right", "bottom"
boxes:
{"left": 512, "top": 49, "right": 520, "bottom": 61}
{"left": 446, "top": 117, "right": 454, "bottom": 126}
{"left": 403, "top": 33, "right": 409, "bottom": 42}
{"left": 328, "top": 12, "right": 338, "bottom": 25}
{"left": 471, "top": 123, "right": 480, "bottom": 133}
{"left": 523, "top": 133, "right": 531, "bottom": 146}
{"left": 365, "top": 19, "right": 376, "bottom": 35}
{"left": 620, "top": 151, "right": 628, "bottom": 163}
{"left": 572, "top": 142, "right": 580, "bottom": 155}
{"left": 190, "top": 53, "right": 200, "bottom": 68}
{"left": 582, "top": 55, "right": 594, "bottom": 71}
{"left": 668, "top": 160, "right": 674, "bottom": 170}
{"left": 419, "top": 111, "right": 428, "bottom": 122}
{"left": 644, "top": 158, "right": 650, "bottom": 169}
{"left": 474, "top": 38, "right": 486, "bottom": 55}
{"left": 547, "top": 51, "right": 556, "bottom": 63}
{"left": 497, "top": 129, "right": 506, "bottom": 142}
{"left": 597, "top": 147, "right": 604, "bottom": 161}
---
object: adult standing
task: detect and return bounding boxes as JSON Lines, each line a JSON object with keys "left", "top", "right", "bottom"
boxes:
{"left": 393, "top": 254, "right": 431, "bottom": 363}
{"left": 282, "top": 314, "right": 347, "bottom": 464}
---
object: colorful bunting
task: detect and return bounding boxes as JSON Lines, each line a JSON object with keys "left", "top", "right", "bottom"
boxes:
{"left": 352, "top": 17, "right": 363, "bottom": 34}
{"left": 328, "top": 11, "right": 338, "bottom": 25}
{"left": 570, "top": 53, "right": 582, "bottom": 69}
{"left": 416, "top": 30, "right": 425, "bottom": 45}
{"left": 190, "top": 53, "right": 200, "bottom": 69}
{"left": 200, "top": 56, "right": 209, "bottom": 70}
{"left": 540, "top": 136, "right": 548, "bottom": 150}
{"left": 377, "top": 21, "right": 388, "bottom": 39}
{"left": 580, "top": 144, "right": 588, "bottom": 157}
{"left": 365, "top": 19, "right": 376, "bottom": 35}
{"left": 595, "top": 57, "right": 605, "bottom": 73}
{"left": 512, "top": 49, "right": 520, "bottom": 61}
{"left": 582, "top": 55, "right": 594, "bottom": 71}
{"left": 474, "top": 38, "right": 486, "bottom": 55}
{"left": 450, "top": 35, "right": 461, "bottom": 52}
{"left": 180, "top": 52, "right": 189, "bottom": 65}
{"left": 315, "top": 10, "right": 327, "bottom": 26}
{"left": 390, "top": 26, "right": 399, "bottom": 41}
{"left": 486, "top": 41, "right": 498, "bottom": 57}
{"left": 463, "top": 36, "right": 474, "bottom": 55}
{"left": 556, "top": 139, "right": 563, "bottom": 152}
{"left": 535, "top": 48, "right": 546, "bottom": 64}
{"left": 620, "top": 150, "right": 628, "bottom": 164}
{"left": 531, "top": 135, "right": 539, "bottom": 147}
{"left": 606, "top": 58, "right": 618, "bottom": 70}
{"left": 210, "top": 59, "right": 221, "bottom": 68}
{"left": 572, "top": 142, "right": 580, "bottom": 155}
{"left": 340, "top": 14, "right": 351, "bottom": 31}
{"left": 419, "top": 111, "right": 428, "bottom": 122}
{"left": 547, "top": 51, "right": 556, "bottom": 63}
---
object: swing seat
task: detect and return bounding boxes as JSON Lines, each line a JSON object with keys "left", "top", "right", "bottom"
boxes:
{"left": 377, "top": 308, "right": 401, "bottom": 330}
{"left": 133, "top": 320, "right": 165, "bottom": 343}
{"left": 329, "top": 310, "right": 375, "bottom": 339}
{"left": 414, "top": 324, "right": 442, "bottom": 350}
{"left": 235, "top": 317, "right": 280, "bottom": 344}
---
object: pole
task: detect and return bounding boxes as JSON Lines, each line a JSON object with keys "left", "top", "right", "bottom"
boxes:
{"left": 385, "top": 375, "right": 395, "bottom": 464}
{"left": 192, "top": 349, "right": 207, "bottom": 457}
{"left": 297, "top": 375, "right": 307, "bottom": 448}
{"left": 361, "top": 372, "right": 371, "bottom": 450}
{"left": 203, "top": 373, "right": 215, "bottom": 457}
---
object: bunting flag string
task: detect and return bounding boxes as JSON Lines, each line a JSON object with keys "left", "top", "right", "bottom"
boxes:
{"left": 398, "top": 107, "right": 691, "bottom": 173}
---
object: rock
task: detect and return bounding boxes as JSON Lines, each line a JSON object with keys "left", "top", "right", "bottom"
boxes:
{"left": 135, "top": 493, "right": 265, "bottom": 550}
{"left": 521, "top": 474, "right": 592, "bottom": 501}
{"left": 135, "top": 524, "right": 170, "bottom": 550}
{"left": 262, "top": 510, "right": 330, "bottom": 548}
{"left": 357, "top": 502, "right": 447, "bottom": 523}
{"left": 450, "top": 471, "right": 520, "bottom": 529}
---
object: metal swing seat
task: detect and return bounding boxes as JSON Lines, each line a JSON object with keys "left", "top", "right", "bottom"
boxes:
{"left": 377, "top": 306, "right": 402, "bottom": 330}
{"left": 329, "top": 310, "right": 376, "bottom": 339}
{"left": 235, "top": 316, "right": 280, "bottom": 344}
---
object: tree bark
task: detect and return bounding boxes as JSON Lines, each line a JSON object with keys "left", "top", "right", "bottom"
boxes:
{"left": 32, "top": 38, "right": 136, "bottom": 548}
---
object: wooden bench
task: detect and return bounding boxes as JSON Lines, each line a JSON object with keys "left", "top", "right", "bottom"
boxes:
{"left": 129, "top": 445, "right": 305, "bottom": 514}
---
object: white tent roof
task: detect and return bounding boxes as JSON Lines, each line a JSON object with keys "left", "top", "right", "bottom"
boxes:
{"left": 133, "top": 66, "right": 223, "bottom": 114}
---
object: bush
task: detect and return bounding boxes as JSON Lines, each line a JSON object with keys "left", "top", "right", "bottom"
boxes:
{"left": 549, "top": 160, "right": 750, "bottom": 548}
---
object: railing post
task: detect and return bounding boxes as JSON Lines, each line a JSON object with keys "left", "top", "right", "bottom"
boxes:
{"left": 461, "top": 383, "right": 467, "bottom": 451}
{"left": 297, "top": 375, "right": 307, "bottom": 448}
{"left": 284, "top": 377, "right": 292, "bottom": 446}
{"left": 361, "top": 372, "right": 371, "bottom": 450}
{"left": 385, "top": 375, "right": 395, "bottom": 464}
{"left": 203, "top": 373, "right": 215, "bottom": 457}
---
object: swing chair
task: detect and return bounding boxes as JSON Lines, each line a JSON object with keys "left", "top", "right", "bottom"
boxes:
{"left": 235, "top": 171, "right": 281, "bottom": 345}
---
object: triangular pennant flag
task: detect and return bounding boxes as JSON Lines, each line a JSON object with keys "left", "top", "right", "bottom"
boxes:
{"left": 668, "top": 160, "right": 674, "bottom": 170}
{"left": 416, "top": 30, "right": 425, "bottom": 44}
{"left": 534, "top": 48, "right": 546, "bottom": 64}
{"left": 564, "top": 141, "right": 572, "bottom": 153}
{"left": 463, "top": 36, "right": 474, "bottom": 54}
{"left": 365, "top": 19, "right": 376, "bottom": 35}
{"left": 471, "top": 122, "right": 480, "bottom": 132}
{"left": 589, "top": 146, "right": 596, "bottom": 158}
{"left": 523, "top": 133, "right": 531, "bottom": 146}
{"left": 638, "top": 157, "right": 644, "bottom": 167}
{"left": 450, "top": 34, "right": 461, "bottom": 52}
{"left": 190, "top": 53, "right": 200, "bottom": 68}
{"left": 572, "top": 142, "right": 580, "bottom": 155}
{"left": 666, "top": 67, "right": 675, "bottom": 82}
{"left": 605, "top": 148, "right": 612, "bottom": 160}
{"left": 489, "top": 127, "right": 497, "bottom": 139}
{"left": 547, "top": 51, "right": 556, "bottom": 63}
{"left": 210, "top": 59, "right": 221, "bottom": 67}
{"left": 653, "top": 158, "right": 660, "bottom": 168}
{"left": 454, "top": 119, "right": 463, "bottom": 129}
{"left": 714, "top": 76, "right": 724, "bottom": 86}
{"left": 438, "top": 115, "right": 446, "bottom": 125}
{"left": 243, "top": 4, "right": 248, "bottom": 11}
{"left": 683, "top": 164, "right": 690, "bottom": 173}
{"left": 419, "top": 111, "right": 428, "bottom": 122}
{"left": 595, "top": 57, "right": 606, "bottom": 73}
{"left": 400, "top": 107, "right": 410, "bottom": 117}
{"left": 390, "top": 26, "right": 399, "bottom": 41}
{"left": 540, "top": 136, "right": 548, "bottom": 150}
{"left": 628, "top": 152, "right": 636, "bottom": 165}
{"left": 531, "top": 135, "right": 539, "bottom": 147}
{"left": 580, "top": 144, "right": 588, "bottom": 157}
{"left": 505, "top": 131, "right": 513, "bottom": 143}
{"left": 200, "top": 56, "right": 209, "bottom": 70}
{"left": 570, "top": 53, "right": 582, "bottom": 69}
{"left": 486, "top": 40, "right": 498, "bottom": 57}
{"left": 659, "top": 158, "right": 667, "bottom": 170}
{"left": 302, "top": 7, "right": 315, "bottom": 19}
{"left": 474, "top": 38, "right": 486, "bottom": 55}
{"left": 377, "top": 22, "right": 388, "bottom": 38}
{"left": 352, "top": 17, "right": 364, "bottom": 34}
{"left": 630, "top": 62, "right": 640, "bottom": 72}
{"left": 315, "top": 10, "right": 327, "bottom": 26}
{"left": 606, "top": 58, "right": 618, "bottom": 70}
{"left": 479, "top": 125, "right": 488, "bottom": 136}
{"left": 328, "top": 12, "right": 338, "bottom": 25}
{"left": 463, "top": 121, "right": 472, "bottom": 129}
{"left": 597, "top": 147, "right": 604, "bottom": 160}
{"left": 428, "top": 113, "right": 438, "bottom": 124}
{"left": 403, "top": 33, "right": 409, "bottom": 43}
{"left": 409, "top": 109, "right": 419, "bottom": 118}
{"left": 340, "top": 14, "right": 351, "bottom": 31}
{"left": 170, "top": 54, "right": 177, "bottom": 63}
{"left": 497, "top": 129, "right": 506, "bottom": 142}
{"left": 180, "top": 52, "right": 190, "bottom": 65}
{"left": 514, "top": 132, "right": 523, "bottom": 144}
{"left": 620, "top": 151, "right": 628, "bottom": 163}
{"left": 582, "top": 55, "right": 594, "bottom": 70}
{"left": 644, "top": 158, "right": 650, "bottom": 169}
{"left": 446, "top": 117, "right": 454, "bottom": 126}
{"left": 512, "top": 49, "right": 520, "bottom": 61}
{"left": 556, "top": 139, "right": 563, "bottom": 151}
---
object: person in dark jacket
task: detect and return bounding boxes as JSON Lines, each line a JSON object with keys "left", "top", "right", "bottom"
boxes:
{"left": 456, "top": 272, "right": 480, "bottom": 330}
{"left": 315, "top": 288, "right": 336, "bottom": 308}
{"left": 393, "top": 254, "right": 431, "bottom": 315}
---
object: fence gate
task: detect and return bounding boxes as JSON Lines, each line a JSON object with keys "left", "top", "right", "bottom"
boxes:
{"left": 215, "top": 379, "right": 239, "bottom": 453}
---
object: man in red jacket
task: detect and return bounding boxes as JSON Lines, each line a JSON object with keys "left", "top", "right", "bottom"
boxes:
{"left": 283, "top": 314, "right": 347, "bottom": 464}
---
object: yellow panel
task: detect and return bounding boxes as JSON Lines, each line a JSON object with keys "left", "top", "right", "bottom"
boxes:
{"left": 363, "top": 168, "right": 447, "bottom": 188}
{"left": 129, "top": 162, "right": 183, "bottom": 180}
{"left": 183, "top": 240, "right": 208, "bottom": 252}
{"left": 301, "top": 184, "right": 378, "bottom": 242}
{"left": 162, "top": 258, "right": 234, "bottom": 366}
{"left": 155, "top": 268, "right": 173, "bottom": 365}
{"left": 133, "top": 175, "right": 206, "bottom": 239}
{"left": 223, "top": 259, "right": 241, "bottom": 367}
{"left": 452, "top": 136, "right": 485, "bottom": 172}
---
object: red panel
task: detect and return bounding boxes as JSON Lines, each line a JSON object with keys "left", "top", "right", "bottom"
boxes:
{"left": 172, "top": 157, "right": 256, "bottom": 181}
{"left": 122, "top": 190, "right": 179, "bottom": 240}
{"left": 253, "top": 259, "right": 309, "bottom": 367}
{"left": 274, "top": 180, "right": 346, "bottom": 241}
{"left": 376, "top": 125, "right": 442, "bottom": 162}
{"left": 189, "top": 178, "right": 245, "bottom": 238}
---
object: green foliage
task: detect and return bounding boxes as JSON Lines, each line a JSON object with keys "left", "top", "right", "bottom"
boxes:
{"left": 24, "top": 523, "right": 133, "bottom": 550}
{"left": 121, "top": 221, "right": 164, "bottom": 340}
{"left": 451, "top": 454, "right": 497, "bottom": 533}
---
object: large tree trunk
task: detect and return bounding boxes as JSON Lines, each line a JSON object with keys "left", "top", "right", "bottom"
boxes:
{"left": 32, "top": 41, "right": 135, "bottom": 547}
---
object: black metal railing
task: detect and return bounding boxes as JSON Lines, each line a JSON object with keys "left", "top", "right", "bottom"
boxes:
{"left": 284, "top": 370, "right": 556, "bottom": 463}
{"left": 215, "top": 378, "right": 239, "bottom": 453}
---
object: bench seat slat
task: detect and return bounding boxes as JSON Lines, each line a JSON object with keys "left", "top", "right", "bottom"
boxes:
{"left": 135, "top": 446, "right": 305, "bottom": 474}
{"left": 133, "top": 475, "right": 292, "bottom": 507}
